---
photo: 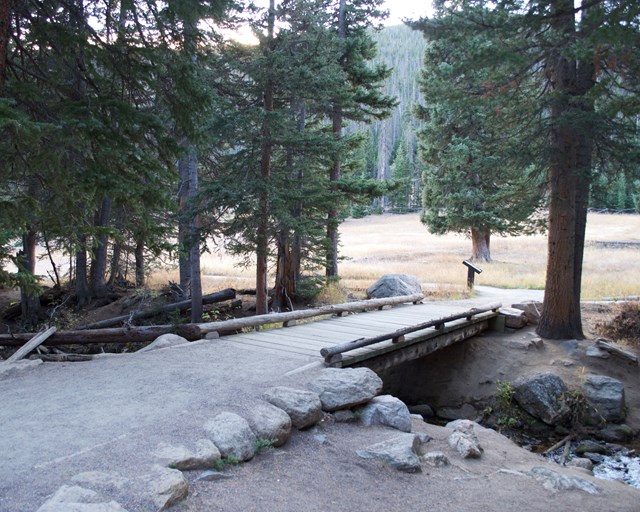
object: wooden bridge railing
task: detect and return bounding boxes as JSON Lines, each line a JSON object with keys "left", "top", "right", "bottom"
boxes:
{"left": 320, "top": 302, "right": 502, "bottom": 364}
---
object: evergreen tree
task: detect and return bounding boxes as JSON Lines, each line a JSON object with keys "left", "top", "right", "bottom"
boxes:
{"left": 413, "top": 0, "right": 640, "bottom": 337}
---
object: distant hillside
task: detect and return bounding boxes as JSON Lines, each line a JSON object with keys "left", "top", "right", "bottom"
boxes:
{"left": 350, "top": 24, "right": 426, "bottom": 211}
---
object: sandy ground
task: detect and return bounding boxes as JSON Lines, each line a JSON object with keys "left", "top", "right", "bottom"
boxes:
{"left": 1, "top": 288, "right": 639, "bottom": 511}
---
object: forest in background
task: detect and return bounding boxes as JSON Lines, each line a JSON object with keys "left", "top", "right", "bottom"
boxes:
{"left": 1, "top": 0, "right": 639, "bottom": 340}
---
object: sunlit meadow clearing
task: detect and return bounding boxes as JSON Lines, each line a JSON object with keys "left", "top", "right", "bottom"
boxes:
{"left": 157, "top": 212, "right": 640, "bottom": 302}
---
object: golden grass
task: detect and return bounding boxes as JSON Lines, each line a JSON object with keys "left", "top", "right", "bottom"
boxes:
{"left": 336, "top": 212, "right": 640, "bottom": 300}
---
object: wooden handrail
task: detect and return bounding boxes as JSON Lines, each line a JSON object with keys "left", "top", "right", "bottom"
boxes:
{"left": 320, "top": 302, "right": 501, "bottom": 363}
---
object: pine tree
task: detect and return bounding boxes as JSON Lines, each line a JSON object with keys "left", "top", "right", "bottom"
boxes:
{"left": 413, "top": 0, "right": 640, "bottom": 337}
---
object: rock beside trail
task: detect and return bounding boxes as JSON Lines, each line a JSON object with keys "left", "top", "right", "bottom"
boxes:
{"left": 446, "top": 420, "right": 483, "bottom": 459}
{"left": 511, "top": 301, "right": 543, "bottom": 324}
{"left": 153, "top": 439, "right": 221, "bottom": 470}
{"left": 246, "top": 401, "right": 292, "bottom": 447}
{"left": 513, "top": 373, "right": 571, "bottom": 426}
{"left": 356, "top": 433, "right": 425, "bottom": 473}
{"left": 366, "top": 274, "right": 422, "bottom": 299}
{"left": 422, "top": 451, "right": 450, "bottom": 467}
{"left": 204, "top": 412, "right": 256, "bottom": 462}
{"left": 37, "top": 485, "right": 128, "bottom": 512}
{"left": 263, "top": 386, "right": 323, "bottom": 429}
{"left": 582, "top": 375, "right": 626, "bottom": 423}
{"left": 500, "top": 307, "right": 529, "bottom": 329}
{"left": 307, "top": 367, "right": 382, "bottom": 412}
{"left": 358, "top": 395, "right": 412, "bottom": 432}
{"left": 138, "top": 334, "right": 189, "bottom": 353}
{"left": 530, "top": 466, "right": 602, "bottom": 495}
{"left": 141, "top": 466, "right": 189, "bottom": 511}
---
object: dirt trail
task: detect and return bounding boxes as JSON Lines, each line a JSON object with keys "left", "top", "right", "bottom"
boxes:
{"left": 1, "top": 289, "right": 638, "bottom": 511}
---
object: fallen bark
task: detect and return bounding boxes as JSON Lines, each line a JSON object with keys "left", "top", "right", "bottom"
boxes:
{"left": 75, "top": 289, "right": 236, "bottom": 330}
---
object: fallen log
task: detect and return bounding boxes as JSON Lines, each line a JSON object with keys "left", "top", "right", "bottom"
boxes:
{"left": 0, "top": 324, "right": 203, "bottom": 347}
{"left": 75, "top": 288, "right": 236, "bottom": 330}
{"left": 5, "top": 327, "right": 57, "bottom": 362}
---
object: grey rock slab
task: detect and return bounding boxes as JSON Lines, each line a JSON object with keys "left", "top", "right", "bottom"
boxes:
{"left": 513, "top": 373, "right": 571, "bottom": 426}
{"left": 447, "top": 420, "right": 483, "bottom": 459}
{"left": 204, "top": 412, "right": 256, "bottom": 461}
{"left": 559, "top": 339, "right": 581, "bottom": 357}
{"left": 37, "top": 485, "right": 128, "bottom": 512}
{"left": 586, "top": 346, "right": 610, "bottom": 359}
{"left": 138, "top": 334, "right": 189, "bottom": 353}
{"left": 263, "top": 386, "right": 323, "bottom": 429}
{"left": 583, "top": 375, "right": 626, "bottom": 423}
{"left": 568, "top": 458, "right": 594, "bottom": 471}
{"left": 141, "top": 465, "right": 189, "bottom": 511}
{"left": 595, "top": 424, "right": 635, "bottom": 443}
{"left": 366, "top": 274, "right": 422, "bottom": 299}
{"left": 359, "top": 395, "right": 412, "bottom": 432}
{"left": 356, "top": 433, "right": 423, "bottom": 473}
{"left": 246, "top": 401, "right": 292, "bottom": 447}
{"left": 530, "top": 466, "right": 602, "bottom": 495}
{"left": 153, "top": 439, "right": 221, "bottom": 470}
{"left": 307, "top": 367, "right": 383, "bottom": 412}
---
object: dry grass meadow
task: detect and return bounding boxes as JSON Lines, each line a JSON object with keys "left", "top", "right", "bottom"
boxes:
{"left": 149, "top": 211, "right": 640, "bottom": 302}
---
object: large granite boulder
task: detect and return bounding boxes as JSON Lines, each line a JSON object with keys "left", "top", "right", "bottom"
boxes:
{"left": 583, "top": 375, "right": 626, "bottom": 423}
{"left": 263, "top": 387, "right": 323, "bottom": 429}
{"left": 307, "top": 367, "right": 383, "bottom": 412}
{"left": 512, "top": 373, "right": 571, "bottom": 426}
{"left": 366, "top": 274, "right": 422, "bottom": 299}
{"left": 358, "top": 395, "right": 412, "bottom": 432}
{"left": 204, "top": 412, "right": 256, "bottom": 461}
{"left": 247, "top": 401, "right": 292, "bottom": 447}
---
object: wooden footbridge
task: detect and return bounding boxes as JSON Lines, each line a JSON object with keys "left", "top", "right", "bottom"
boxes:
{"left": 220, "top": 296, "right": 502, "bottom": 372}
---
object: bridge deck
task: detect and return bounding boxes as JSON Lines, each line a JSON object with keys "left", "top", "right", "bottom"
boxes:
{"left": 224, "top": 302, "right": 499, "bottom": 371}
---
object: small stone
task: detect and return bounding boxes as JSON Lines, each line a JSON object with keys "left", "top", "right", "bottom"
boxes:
{"left": 247, "top": 402, "right": 292, "bottom": 447}
{"left": 446, "top": 420, "right": 483, "bottom": 459}
{"left": 313, "top": 434, "right": 328, "bottom": 445}
{"left": 568, "top": 458, "right": 594, "bottom": 471}
{"left": 357, "top": 433, "right": 423, "bottom": 473}
{"left": 583, "top": 452, "right": 605, "bottom": 464}
{"left": 559, "top": 339, "right": 581, "bottom": 356}
{"left": 263, "top": 387, "right": 323, "bottom": 429}
{"left": 204, "top": 412, "right": 257, "bottom": 462}
{"left": 422, "top": 451, "right": 450, "bottom": 467}
{"left": 143, "top": 466, "right": 189, "bottom": 511}
{"left": 409, "top": 404, "right": 435, "bottom": 419}
{"left": 359, "top": 395, "right": 412, "bottom": 432}
{"left": 138, "top": 334, "right": 188, "bottom": 353}
{"left": 575, "top": 440, "right": 609, "bottom": 456}
{"left": 153, "top": 439, "right": 221, "bottom": 471}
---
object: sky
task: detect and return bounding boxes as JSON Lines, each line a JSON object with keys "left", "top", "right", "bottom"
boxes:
{"left": 383, "top": 0, "right": 433, "bottom": 25}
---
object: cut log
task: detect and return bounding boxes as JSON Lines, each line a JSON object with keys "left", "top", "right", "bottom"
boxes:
{"left": 5, "top": 327, "right": 57, "bottom": 362}
{"left": 0, "top": 324, "right": 202, "bottom": 347}
{"left": 75, "top": 289, "right": 236, "bottom": 330}
{"left": 596, "top": 339, "right": 638, "bottom": 365}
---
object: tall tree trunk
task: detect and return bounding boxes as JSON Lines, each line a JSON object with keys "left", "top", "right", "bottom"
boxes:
{"left": 90, "top": 196, "right": 111, "bottom": 297}
{"left": 273, "top": 231, "right": 296, "bottom": 311}
{"left": 292, "top": 98, "right": 306, "bottom": 289}
{"left": 256, "top": 0, "right": 276, "bottom": 316}
{"left": 19, "top": 228, "right": 40, "bottom": 327}
{"left": 135, "top": 237, "right": 145, "bottom": 288}
{"left": 538, "top": 0, "right": 595, "bottom": 339}
{"left": 178, "top": 157, "right": 192, "bottom": 292}
{"left": 75, "top": 235, "right": 90, "bottom": 306}
{"left": 0, "top": 0, "right": 10, "bottom": 86}
{"left": 326, "top": 0, "right": 347, "bottom": 279}
{"left": 470, "top": 227, "right": 491, "bottom": 262}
